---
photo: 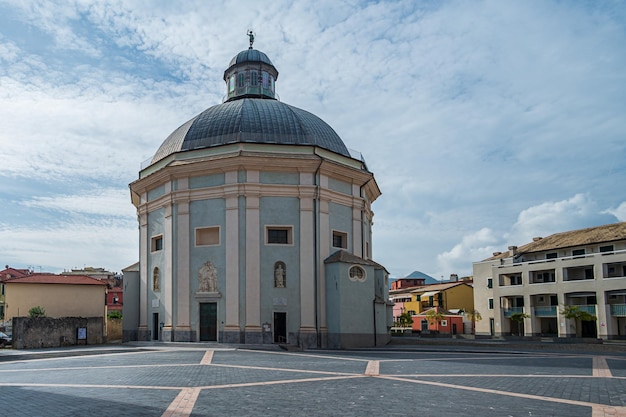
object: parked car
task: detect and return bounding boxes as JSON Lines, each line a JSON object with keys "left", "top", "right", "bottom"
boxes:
{"left": 0, "top": 331, "right": 11, "bottom": 347}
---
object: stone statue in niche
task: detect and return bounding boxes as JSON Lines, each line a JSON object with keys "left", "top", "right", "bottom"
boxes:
{"left": 198, "top": 261, "right": 218, "bottom": 293}
{"left": 274, "top": 262, "right": 286, "bottom": 288}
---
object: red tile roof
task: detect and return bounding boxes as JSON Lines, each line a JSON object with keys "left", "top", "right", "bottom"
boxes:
{"left": 0, "top": 267, "right": 31, "bottom": 281}
{"left": 6, "top": 274, "right": 107, "bottom": 286}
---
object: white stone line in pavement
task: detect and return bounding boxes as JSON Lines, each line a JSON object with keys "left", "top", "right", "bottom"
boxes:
{"left": 208, "top": 362, "right": 357, "bottom": 376}
{"left": 162, "top": 388, "right": 200, "bottom": 417}
{"left": 379, "top": 374, "right": 626, "bottom": 417}
{"left": 236, "top": 348, "right": 372, "bottom": 362}
{"left": 200, "top": 351, "right": 214, "bottom": 365}
{"left": 0, "top": 382, "right": 181, "bottom": 390}
{"left": 391, "top": 374, "right": 626, "bottom": 380}
{"left": 365, "top": 360, "right": 379, "bottom": 376}
{"left": 195, "top": 374, "right": 364, "bottom": 390}
{"left": 593, "top": 356, "right": 613, "bottom": 378}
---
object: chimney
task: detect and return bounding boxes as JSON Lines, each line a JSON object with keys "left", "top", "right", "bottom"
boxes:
{"left": 533, "top": 237, "right": 542, "bottom": 242}
{"left": 508, "top": 246, "right": 518, "bottom": 256}
{"left": 492, "top": 251, "right": 502, "bottom": 257}
{"left": 450, "top": 273, "right": 458, "bottom": 282}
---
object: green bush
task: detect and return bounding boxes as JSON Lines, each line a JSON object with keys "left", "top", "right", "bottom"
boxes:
{"left": 107, "top": 311, "right": 123, "bottom": 320}
{"left": 28, "top": 306, "right": 46, "bottom": 318}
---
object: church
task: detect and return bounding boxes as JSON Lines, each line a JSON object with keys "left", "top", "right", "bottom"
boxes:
{"left": 128, "top": 35, "right": 391, "bottom": 348}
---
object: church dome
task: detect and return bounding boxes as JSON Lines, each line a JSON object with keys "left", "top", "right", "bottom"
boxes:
{"left": 149, "top": 41, "right": 351, "bottom": 165}
{"left": 151, "top": 98, "right": 350, "bottom": 163}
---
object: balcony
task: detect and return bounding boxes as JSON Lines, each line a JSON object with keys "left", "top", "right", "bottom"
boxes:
{"left": 499, "top": 273, "right": 522, "bottom": 287}
{"left": 529, "top": 269, "right": 555, "bottom": 284}
{"left": 604, "top": 261, "right": 626, "bottom": 278}
{"left": 569, "top": 305, "right": 597, "bottom": 315}
{"left": 563, "top": 266, "right": 594, "bottom": 282}
{"left": 503, "top": 307, "right": 524, "bottom": 317}
{"left": 610, "top": 304, "right": 626, "bottom": 317}
{"left": 533, "top": 306, "right": 557, "bottom": 317}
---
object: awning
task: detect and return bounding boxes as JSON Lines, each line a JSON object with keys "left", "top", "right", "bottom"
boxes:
{"left": 566, "top": 292, "right": 596, "bottom": 298}
{"left": 420, "top": 291, "right": 440, "bottom": 301}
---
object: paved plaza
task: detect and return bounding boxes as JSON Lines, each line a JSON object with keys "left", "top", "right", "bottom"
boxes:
{"left": 0, "top": 343, "right": 625, "bottom": 416}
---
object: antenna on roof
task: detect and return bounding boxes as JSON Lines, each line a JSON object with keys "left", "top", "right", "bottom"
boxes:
{"left": 247, "top": 29, "right": 255, "bottom": 49}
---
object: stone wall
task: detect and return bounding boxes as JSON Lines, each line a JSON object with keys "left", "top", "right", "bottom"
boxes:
{"left": 12, "top": 317, "right": 104, "bottom": 349}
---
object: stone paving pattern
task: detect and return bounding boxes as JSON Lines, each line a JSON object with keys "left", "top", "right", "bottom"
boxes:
{"left": 0, "top": 343, "right": 624, "bottom": 416}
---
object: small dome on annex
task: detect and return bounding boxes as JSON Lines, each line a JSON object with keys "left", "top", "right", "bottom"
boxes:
{"left": 150, "top": 39, "right": 352, "bottom": 165}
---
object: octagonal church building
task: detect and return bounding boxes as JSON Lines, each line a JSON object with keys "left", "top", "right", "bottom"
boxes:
{"left": 129, "top": 38, "right": 391, "bottom": 349}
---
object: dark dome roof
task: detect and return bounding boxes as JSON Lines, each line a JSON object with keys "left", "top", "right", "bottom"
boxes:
{"left": 228, "top": 49, "right": 274, "bottom": 67}
{"left": 151, "top": 98, "right": 350, "bottom": 163}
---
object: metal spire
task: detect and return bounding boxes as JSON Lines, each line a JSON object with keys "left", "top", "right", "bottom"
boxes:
{"left": 247, "top": 29, "right": 255, "bottom": 49}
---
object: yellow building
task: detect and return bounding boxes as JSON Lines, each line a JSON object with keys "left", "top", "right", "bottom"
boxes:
{"left": 411, "top": 282, "right": 474, "bottom": 313}
{"left": 390, "top": 281, "right": 474, "bottom": 326}
{"left": 5, "top": 274, "right": 107, "bottom": 319}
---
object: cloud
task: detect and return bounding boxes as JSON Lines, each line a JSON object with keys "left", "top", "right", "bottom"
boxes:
{"left": 604, "top": 202, "right": 626, "bottom": 222}
{"left": 506, "top": 194, "right": 615, "bottom": 244}
{"left": 1, "top": 0, "right": 625, "bottom": 279}
{"left": 437, "top": 228, "right": 500, "bottom": 277}
{"left": 0, "top": 218, "right": 137, "bottom": 274}
{"left": 438, "top": 194, "right": 621, "bottom": 278}
{"left": 19, "top": 188, "right": 134, "bottom": 217}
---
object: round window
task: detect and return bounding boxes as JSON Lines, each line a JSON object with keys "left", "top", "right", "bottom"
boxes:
{"left": 349, "top": 265, "right": 366, "bottom": 282}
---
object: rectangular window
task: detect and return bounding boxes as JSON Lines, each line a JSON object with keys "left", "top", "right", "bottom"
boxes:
{"left": 196, "top": 227, "right": 220, "bottom": 246}
{"left": 151, "top": 235, "right": 163, "bottom": 252}
{"left": 488, "top": 298, "right": 494, "bottom": 310}
{"left": 546, "top": 252, "right": 558, "bottom": 259}
{"left": 267, "top": 226, "right": 293, "bottom": 245}
{"left": 600, "top": 245, "right": 614, "bottom": 253}
{"left": 487, "top": 278, "right": 493, "bottom": 289}
{"left": 572, "top": 248, "right": 585, "bottom": 256}
{"left": 332, "top": 230, "right": 348, "bottom": 249}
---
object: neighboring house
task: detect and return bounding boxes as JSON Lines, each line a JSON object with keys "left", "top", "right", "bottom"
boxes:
{"left": 4, "top": 274, "right": 107, "bottom": 320}
{"left": 64, "top": 266, "right": 123, "bottom": 313}
{"left": 412, "top": 307, "right": 465, "bottom": 335}
{"left": 122, "top": 262, "right": 140, "bottom": 342}
{"left": 389, "top": 281, "right": 474, "bottom": 329}
{"left": 410, "top": 282, "right": 475, "bottom": 314}
{"left": 473, "top": 222, "right": 626, "bottom": 339}
{"left": 107, "top": 287, "right": 123, "bottom": 312}
{"left": 390, "top": 278, "right": 426, "bottom": 290}
{"left": 63, "top": 266, "right": 117, "bottom": 281}
{"left": 127, "top": 39, "right": 390, "bottom": 349}
{"left": 0, "top": 266, "right": 32, "bottom": 321}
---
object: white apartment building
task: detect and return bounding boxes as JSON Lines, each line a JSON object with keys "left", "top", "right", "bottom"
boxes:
{"left": 473, "top": 222, "right": 626, "bottom": 339}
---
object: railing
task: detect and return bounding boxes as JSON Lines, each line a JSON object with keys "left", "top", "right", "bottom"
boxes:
{"left": 503, "top": 307, "right": 524, "bottom": 317}
{"left": 497, "top": 249, "right": 626, "bottom": 269}
{"left": 571, "top": 305, "right": 596, "bottom": 315}
{"left": 533, "top": 306, "right": 557, "bottom": 317}
{"left": 610, "top": 304, "right": 626, "bottom": 316}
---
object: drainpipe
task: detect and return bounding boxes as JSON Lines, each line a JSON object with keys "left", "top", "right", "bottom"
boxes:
{"left": 373, "top": 298, "right": 377, "bottom": 346}
{"left": 313, "top": 151, "right": 323, "bottom": 348}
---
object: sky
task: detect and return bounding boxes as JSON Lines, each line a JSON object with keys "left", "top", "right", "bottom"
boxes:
{"left": 0, "top": 0, "right": 625, "bottom": 280}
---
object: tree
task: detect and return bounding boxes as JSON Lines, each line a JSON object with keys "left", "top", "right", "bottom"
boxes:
{"left": 466, "top": 309, "right": 482, "bottom": 334}
{"left": 425, "top": 309, "right": 445, "bottom": 333}
{"left": 396, "top": 311, "right": 413, "bottom": 328}
{"left": 560, "top": 305, "right": 596, "bottom": 338}
{"left": 28, "top": 306, "right": 46, "bottom": 318}
{"left": 509, "top": 312, "right": 530, "bottom": 336}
